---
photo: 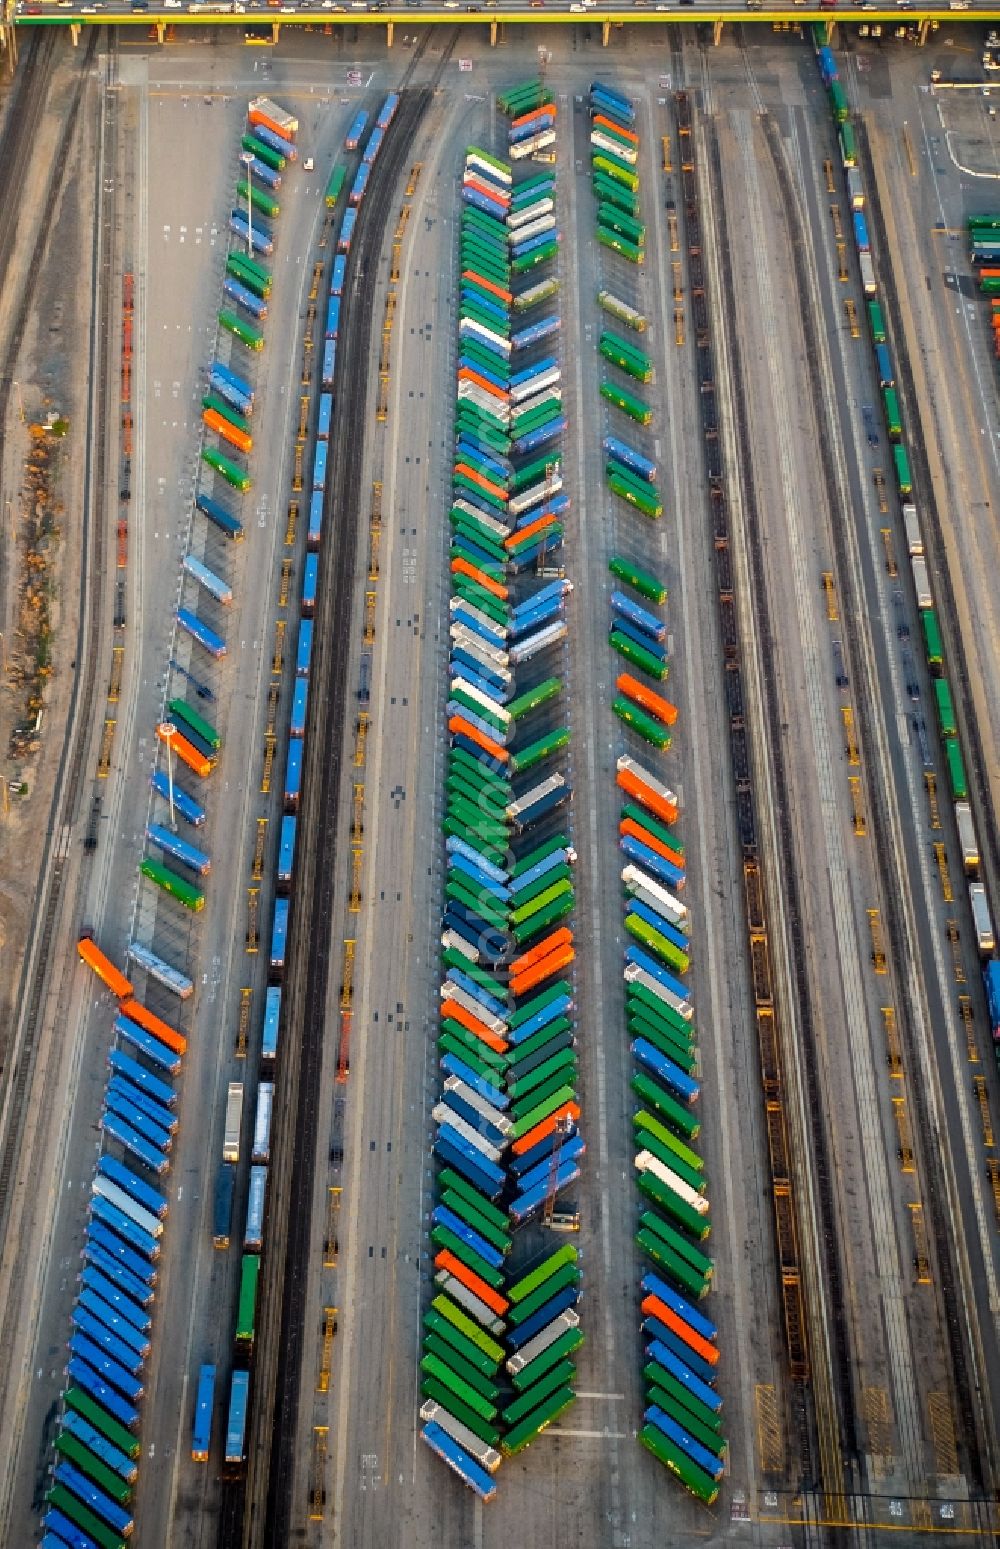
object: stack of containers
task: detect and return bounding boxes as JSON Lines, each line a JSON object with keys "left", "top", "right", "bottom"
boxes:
{"left": 41, "top": 945, "right": 190, "bottom": 1545}
{"left": 422, "top": 118, "right": 585, "bottom": 1498}
{"left": 586, "top": 85, "right": 663, "bottom": 522}
{"left": 606, "top": 558, "right": 729, "bottom": 1503}
{"left": 500, "top": 77, "right": 557, "bottom": 165}
{"left": 968, "top": 216, "right": 1000, "bottom": 360}
{"left": 589, "top": 81, "right": 646, "bottom": 267}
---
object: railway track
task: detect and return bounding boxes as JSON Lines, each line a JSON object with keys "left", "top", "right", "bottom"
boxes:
{"left": 0, "top": 28, "right": 109, "bottom": 1268}
{"left": 847, "top": 118, "right": 993, "bottom": 1496}
{"left": 0, "top": 30, "right": 118, "bottom": 1538}
{"left": 701, "top": 108, "right": 861, "bottom": 1494}
{"left": 226, "top": 38, "right": 456, "bottom": 1549}
{"left": 754, "top": 97, "right": 993, "bottom": 1509}
{"left": 855, "top": 124, "right": 1000, "bottom": 941}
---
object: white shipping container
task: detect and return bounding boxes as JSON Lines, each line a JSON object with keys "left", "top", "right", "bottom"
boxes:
{"left": 223, "top": 1082, "right": 244, "bottom": 1164}
{"left": 955, "top": 802, "right": 979, "bottom": 875}
{"left": 969, "top": 882, "right": 995, "bottom": 954}
{"left": 911, "top": 556, "right": 932, "bottom": 610}
{"left": 859, "top": 251, "right": 876, "bottom": 296}
{"left": 903, "top": 503, "right": 922, "bottom": 557}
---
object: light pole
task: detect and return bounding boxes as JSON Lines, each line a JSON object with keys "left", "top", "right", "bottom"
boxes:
{"left": 240, "top": 150, "right": 255, "bottom": 260}
{"left": 159, "top": 721, "right": 178, "bottom": 832}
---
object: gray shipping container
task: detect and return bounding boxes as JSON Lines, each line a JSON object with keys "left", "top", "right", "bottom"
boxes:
{"left": 955, "top": 802, "right": 979, "bottom": 875}
{"left": 847, "top": 167, "right": 865, "bottom": 210}
{"left": 969, "top": 883, "right": 995, "bottom": 954}
{"left": 903, "top": 503, "right": 922, "bottom": 556}
{"left": 911, "top": 556, "right": 932, "bottom": 610}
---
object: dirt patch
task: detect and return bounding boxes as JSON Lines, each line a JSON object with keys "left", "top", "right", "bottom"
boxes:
{"left": 0, "top": 65, "right": 94, "bottom": 1061}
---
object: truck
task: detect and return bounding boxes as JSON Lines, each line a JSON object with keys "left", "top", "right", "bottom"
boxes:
{"left": 955, "top": 802, "right": 979, "bottom": 875}
{"left": 213, "top": 1163, "right": 236, "bottom": 1248}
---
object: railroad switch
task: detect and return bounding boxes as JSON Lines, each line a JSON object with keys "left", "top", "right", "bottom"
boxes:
{"left": 245, "top": 888, "right": 260, "bottom": 954}
{"left": 923, "top": 770, "right": 941, "bottom": 829}
{"left": 317, "top": 1308, "right": 338, "bottom": 1392}
{"left": 973, "top": 1075, "right": 994, "bottom": 1149}
{"left": 252, "top": 817, "right": 267, "bottom": 882}
{"left": 309, "top": 1427, "right": 328, "bottom": 1520}
{"left": 873, "top": 468, "right": 888, "bottom": 513}
{"left": 97, "top": 718, "right": 116, "bottom": 779}
{"left": 260, "top": 735, "right": 275, "bottom": 796}
{"left": 236, "top": 986, "right": 252, "bottom": 1059}
{"left": 271, "top": 618, "right": 286, "bottom": 678}
{"left": 340, "top": 939, "right": 355, "bottom": 1007}
{"left": 891, "top": 1095, "right": 916, "bottom": 1172}
{"left": 880, "top": 527, "right": 897, "bottom": 576}
{"left": 848, "top": 775, "right": 866, "bottom": 835}
{"left": 908, "top": 1204, "right": 932, "bottom": 1285}
{"left": 933, "top": 842, "right": 953, "bottom": 903}
{"left": 324, "top": 1189, "right": 342, "bottom": 1268}
{"left": 867, "top": 908, "right": 887, "bottom": 973}
{"left": 881, "top": 1006, "right": 903, "bottom": 1077}
{"left": 958, "top": 995, "right": 978, "bottom": 1062}
{"left": 278, "top": 557, "right": 292, "bottom": 611}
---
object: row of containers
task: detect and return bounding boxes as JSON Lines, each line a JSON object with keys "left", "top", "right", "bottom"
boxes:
{"left": 813, "top": 35, "right": 1000, "bottom": 1048}
{"left": 420, "top": 82, "right": 590, "bottom": 1498}
{"left": 589, "top": 79, "right": 727, "bottom": 1505}
{"left": 206, "top": 89, "right": 406, "bottom": 1481}
{"left": 37, "top": 94, "right": 300, "bottom": 1549}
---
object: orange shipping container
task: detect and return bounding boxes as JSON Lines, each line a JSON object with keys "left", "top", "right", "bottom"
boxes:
{"left": 448, "top": 715, "right": 509, "bottom": 763}
{"left": 458, "top": 367, "right": 507, "bottom": 404}
{"left": 157, "top": 722, "right": 213, "bottom": 778}
{"left": 460, "top": 269, "right": 513, "bottom": 304}
{"left": 451, "top": 557, "right": 508, "bottom": 600}
{"left": 120, "top": 998, "right": 188, "bottom": 1056}
{"left": 511, "top": 1101, "right": 581, "bottom": 1158}
{"left": 511, "top": 102, "right": 557, "bottom": 131}
{"left": 616, "top": 767, "right": 678, "bottom": 826}
{"left": 463, "top": 174, "right": 510, "bottom": 207}
{"left": 510, "top": 927, "right": 573, "bottom": 977}
{"left": 505, "top": 513, "right": 555, "bottom": 551}
{"left": 77, "top": 937, "right": 133, "bottom": 1001}
{"left": 641, "top": 1294, "right": 719, "bottom": 1366}
{"left": 454, "top": 462, "right": 508, "bottom": 503}
{"left": 203, "top": 408, "right": 252, "bottom": 455}
{"left": 619, "top": 817, "right": 685, "bottom": 874}
{"left": 435, "top": 1250, "right": 509, "bottom": 1315}
{"left": 616, "top": 673, "right": 678, "bottom": 727}
{"left": 592, "top": 113, "right": 639, "bottom": 146}
{"left": 511, "top": 944, "right": 575, "bottom": 999}
{"left": 441, "top": 1001, "right": 508, "bottom": 1054}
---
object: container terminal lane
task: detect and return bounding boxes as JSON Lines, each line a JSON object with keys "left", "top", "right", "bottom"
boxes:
{"left": 0, "top": 14, "right": 998, "bottom": 1549}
